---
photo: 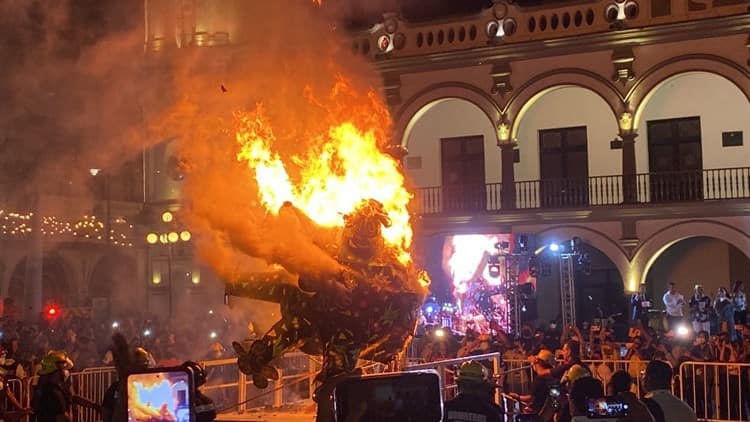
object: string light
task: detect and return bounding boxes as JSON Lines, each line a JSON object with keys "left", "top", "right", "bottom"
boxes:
{"left": 0, "top": 208, "right": 134, "bottom": 247}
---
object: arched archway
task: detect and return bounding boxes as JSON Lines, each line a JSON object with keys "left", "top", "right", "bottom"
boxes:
{"left": 629, "top": 55, "right": 750, "bottom": 128}
{"left": 632, "top": 70, "right": 750, "bottom": 175}
{"left": 8, "top": 254, "right": 73, "bottom": 312}
{"left": 396, "top": 83, "right": 502, "bottom": 148}
{"left": 399, "top": 97, "right": 502, "bottom": 215}
{"left": 632, "top": 220, "right": 750, "bottom": 289}
{"left": 511, "top": 86, "right": 621, "bottom": 186}
{"left": 643, "top": 236, "right": 750, "bottom": 309}
{"left": 89, "top": 253, "right": 138, "bottom": 316}
{"left": 534, "top": 227, "right": 628, "bottom": 325}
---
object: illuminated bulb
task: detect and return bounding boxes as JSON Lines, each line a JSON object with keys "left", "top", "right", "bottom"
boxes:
{"left": 210, "top": 331, "right": 217, "bottom": 339}
{"left": 168, "top": 232, "right": 179, "bottom": 243}
{"left": 180, "top": 231, "right": 191, "bottom": 242}
{"left": 112, "top": 321, "right": 120, "bottom": 329}
{"left": 162, "top": 211, "right": 173, "bottom": 223}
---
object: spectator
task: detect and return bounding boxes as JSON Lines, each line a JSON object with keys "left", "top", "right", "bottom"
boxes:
{"left": 553, "top": 336, "right": 583, "bottom": 379}
{"left": 732, "top": 281, "right": 747, "bottom": 338}
{"left": 510, "top": 349, "right": 557, "bottom": 415}
{"left": 689, "top": 285, "right": 712, "bottom": 335}
{"left": 443, "top": 361, "right": 503, "bottom": 422}
{"left": 609, "top": 370, "right": 655, "bottom": 422}
{"left": 663, "top": 282, "right": 685, "bottom": 331}
{"left": 714, "top": 287, "right": 736, "bottom": 341}
{"left": 631, "top": 283, "right": 652, "bottom": 328}
{"left": 568, "top": 376, "right": 604, "bottom": 422}
{"left": 642, "top": 360, "right": 696, "bottom": 422}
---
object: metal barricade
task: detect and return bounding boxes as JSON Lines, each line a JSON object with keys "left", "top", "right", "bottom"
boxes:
{"left": 678, "top": 361, "right": 750, "bottom": 422}
{"left": 72, "top": 367, "right": 118, "bottom": 422}
{"left": 406, "top": 353, "right": 504, "bottom": 402}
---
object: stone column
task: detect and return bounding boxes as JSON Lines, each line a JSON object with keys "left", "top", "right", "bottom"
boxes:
{"left": 499, "top": 143, "right": 517, "bottom": 209}
{"left": 24, "top": 196, "right": 43, "bottom": 321}
{"left": 621, "top": 132, "right": 638, "bottom": 204}
{"left": 497, "top": 119, "right": 517, "bottom": 209}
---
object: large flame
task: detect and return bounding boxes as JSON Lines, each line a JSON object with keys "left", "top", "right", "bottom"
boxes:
{"left": 234, "top": 78, "right": 413, "bottom": 264}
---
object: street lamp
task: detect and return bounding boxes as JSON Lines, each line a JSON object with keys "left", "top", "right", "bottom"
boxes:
{"left": 89, "top": 168, "right": 111, "bottom": 245}
{"left": 145, "top": 214, "right": 192, "bottom": 321}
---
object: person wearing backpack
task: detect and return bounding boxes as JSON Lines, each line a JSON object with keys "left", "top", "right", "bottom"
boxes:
{"left": 641, "top": 360, "right": 696, "bottom": 422}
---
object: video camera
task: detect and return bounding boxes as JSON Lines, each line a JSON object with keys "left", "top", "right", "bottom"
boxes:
{"left": 126, "top": 366, "right": 198, "bottom": 422}
{"left": 333, "top": 371, "right": 442, "bottom": 422}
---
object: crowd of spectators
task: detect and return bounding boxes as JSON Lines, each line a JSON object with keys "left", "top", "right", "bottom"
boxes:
{"left": 416, "top": 280, "right": 750, "bottom": 420}
{"left": 0, "top": 308, "right": 253, "bottom": 383}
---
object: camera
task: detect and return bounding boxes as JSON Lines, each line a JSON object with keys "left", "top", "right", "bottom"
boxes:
{"left": 333, "top": 371, "right": 442, "bottom": 422}
{"left": 587, "top": 397, "right": 629, "bottom": 418}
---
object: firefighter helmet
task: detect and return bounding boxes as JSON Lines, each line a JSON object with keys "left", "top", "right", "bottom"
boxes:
{"left": 38, "top": 351, "right": 74, "bottom": 375}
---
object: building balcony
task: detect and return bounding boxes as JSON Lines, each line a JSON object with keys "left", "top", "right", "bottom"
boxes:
{"left": 413, "top": 167, "right": 750, "bottom": 215}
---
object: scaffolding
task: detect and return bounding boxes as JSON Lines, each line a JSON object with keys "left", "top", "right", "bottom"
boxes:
{"left": 503, "top": 254, "right": 521, "bottom": 335}
{"left": 559, "top": 253, "right": 577, "bottom": 328}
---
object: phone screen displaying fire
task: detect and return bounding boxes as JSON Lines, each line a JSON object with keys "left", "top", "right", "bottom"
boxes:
{"left": 127, "top": 370, "right": 193, "bottom": 422}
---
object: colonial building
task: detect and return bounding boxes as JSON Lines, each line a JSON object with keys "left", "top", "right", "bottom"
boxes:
{"left": 357, "top": 0, "right": 750, "bottom": 322}
{"left": 2, "top": 0, "right": 749, "bottom": 325}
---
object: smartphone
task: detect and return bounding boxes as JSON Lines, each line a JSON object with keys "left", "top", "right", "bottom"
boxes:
{"left": 127, "top": 367, "right": 193, "bottom": 422}
{"left": 333, "top": 371, "right": 442, "bottom": 422}
{"left": 620, "top": 346, "right": 629, "bottom": 358}
{"left": 549, "top": 386, "right": 561, "bottom": 398}
{"left": 587, "top": 397, "right": 630, "bottom": 418}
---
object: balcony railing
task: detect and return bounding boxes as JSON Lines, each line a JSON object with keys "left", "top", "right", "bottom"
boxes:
{"left": 412, "top": 167, "right": 750, "bottom": 215}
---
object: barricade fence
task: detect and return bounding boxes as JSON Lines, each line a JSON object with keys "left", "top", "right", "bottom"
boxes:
{"left": 677, "top": 361, "right": 750, "bottom": 421}
{"left": 7, "top": 357, "right": 748, "bottom": 422}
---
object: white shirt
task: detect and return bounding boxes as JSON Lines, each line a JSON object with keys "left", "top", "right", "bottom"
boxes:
{"left": 663, "top": 291, "right": 684, "bottom": 317}
{"left": 645, "top": 390, "right": 697, "bottom": 422}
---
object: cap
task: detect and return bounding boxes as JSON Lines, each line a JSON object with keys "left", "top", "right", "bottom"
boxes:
{"left": 535, "top": 349, "right": 556, "bottom": 368}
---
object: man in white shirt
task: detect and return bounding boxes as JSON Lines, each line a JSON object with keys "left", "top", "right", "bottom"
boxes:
{"left": 642, "top": 360, "right": 696, "bottom": 422}
{"left": 662, "top": 282, "right": 685, "bottom": 331}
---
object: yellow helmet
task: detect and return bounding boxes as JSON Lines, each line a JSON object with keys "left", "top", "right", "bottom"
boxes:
{"left": 457, "top": 361, "right": 490, "bottom": 384}
{"left": 38, "top": 351, "right": 74, "bottom": 375}
{"left": 132, "top": 347, "right": 155, "bottom": 371}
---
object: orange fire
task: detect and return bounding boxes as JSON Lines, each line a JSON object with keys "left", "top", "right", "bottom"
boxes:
{"left": 234, "top": 78, "right": 413, "bottom": 265}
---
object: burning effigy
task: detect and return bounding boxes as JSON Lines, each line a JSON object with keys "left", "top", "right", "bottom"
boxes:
{"left": 228, "top": 199, "right": 427, "bottom": 388}
{"left": 209, "top": 79, "right": 428, "bottom": 388}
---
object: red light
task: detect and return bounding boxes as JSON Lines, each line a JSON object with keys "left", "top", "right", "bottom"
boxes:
{"left": 48, "top": 308, "right": 56, "bottom": 315}
{"left": 45, "top": 305, "right": 60, "bottom": 318}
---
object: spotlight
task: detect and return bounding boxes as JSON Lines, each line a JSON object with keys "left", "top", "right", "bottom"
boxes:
{"left": 549, "top": 243, "right": 560, "bottom": 252}
{"left": 488, "top": 264, "right": 501, "bottom": 278}
{"left": 425, "top": 305, "right": 434, "bottom": 314}
{"left": 112, "top": 321, "right": 120, "bottom": 329}
{"left": 210, "top": 331, "right": 218, "bottom": 339}
{"left": 676, "top": 325, "right": 690, "bottom": 337}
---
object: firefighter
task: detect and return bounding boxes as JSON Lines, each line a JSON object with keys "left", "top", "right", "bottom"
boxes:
{"left": 31, "top": 351, "right": 100, "bottom": 422}
{"left": 182, "top": 361, "right": 217, "bottom": 422}
{"left": 102, "top": 346, "right": 155, "bottom": 422}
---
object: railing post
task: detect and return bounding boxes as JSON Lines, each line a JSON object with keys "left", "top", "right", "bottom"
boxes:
{"left": 238, "top": 371, "right": 247, "bottom": 413}
{"left": 274, "top": 369, "right": 284, "bottom": 408}
{"left": 492, "top": 355, "right": 501, "bottom": 405}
